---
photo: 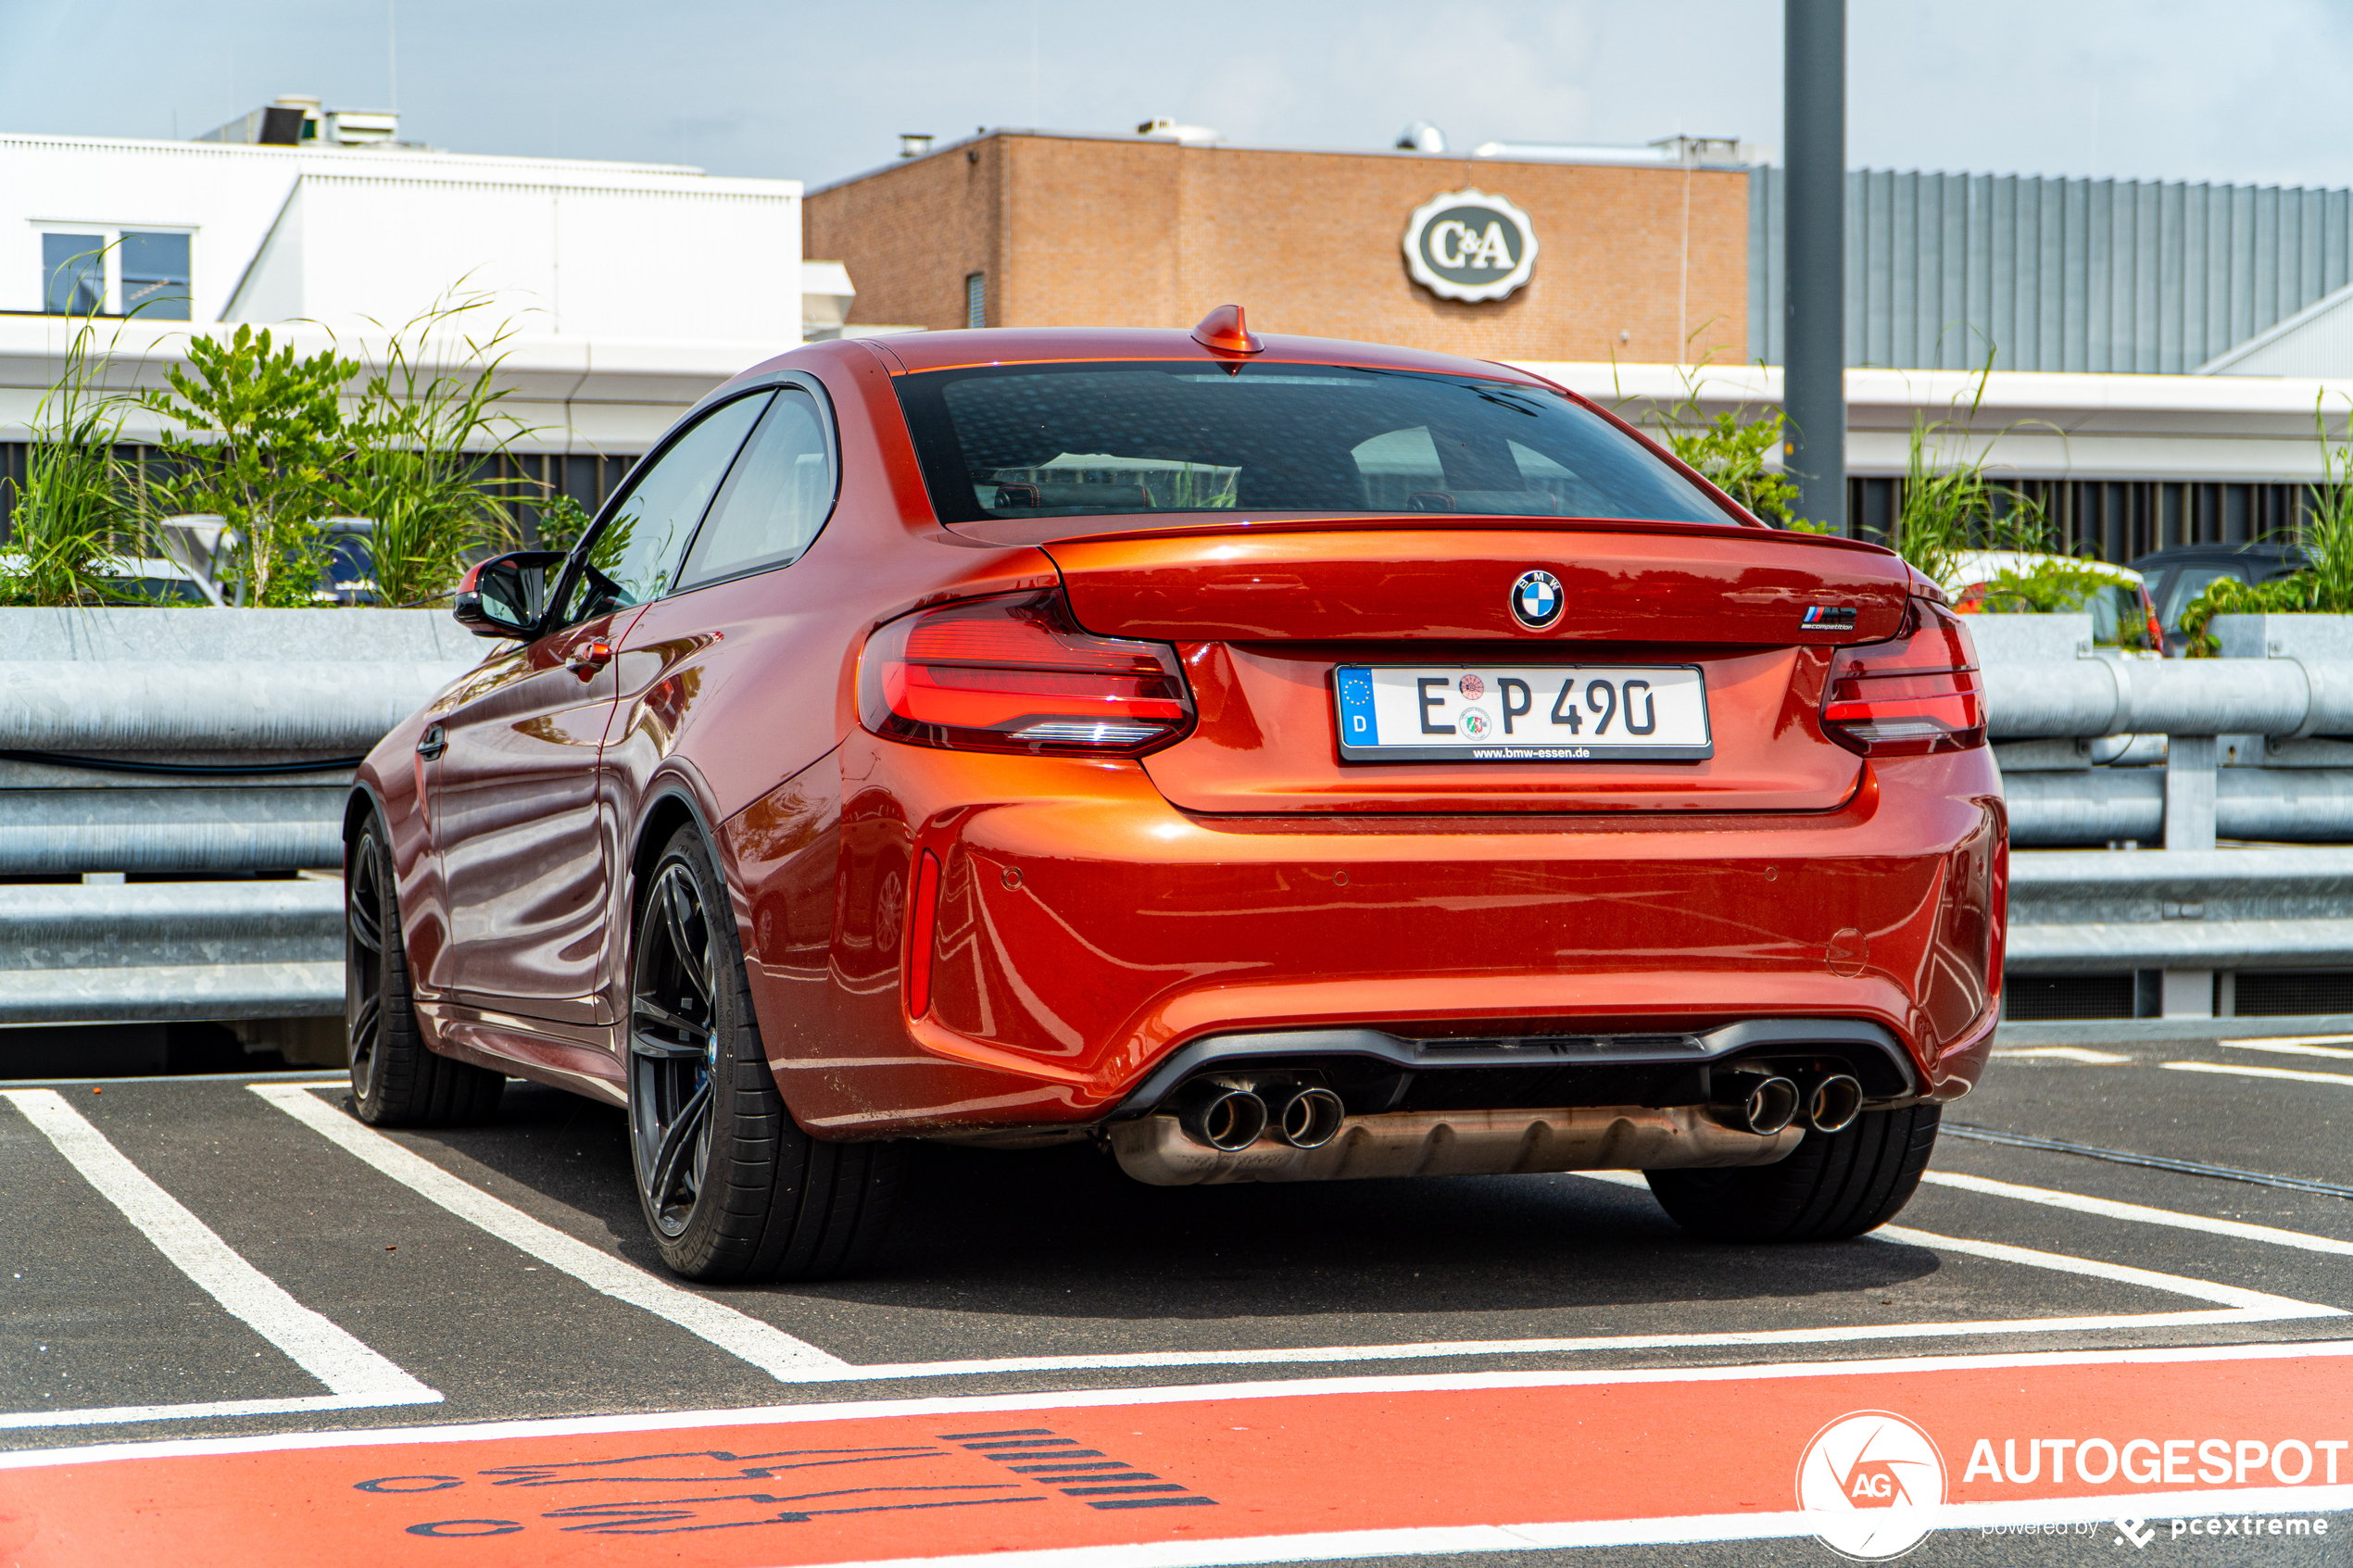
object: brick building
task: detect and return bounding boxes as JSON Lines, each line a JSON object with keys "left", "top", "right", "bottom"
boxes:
{"left": 803, "top": 131, "right": 1749, "bottom": 365}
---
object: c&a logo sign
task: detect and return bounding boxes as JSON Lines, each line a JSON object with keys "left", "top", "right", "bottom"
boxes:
{"left": 1796, "top": 1411, "right": 1948, "bottom": 1561}
{"left": 1402, "top": 189, "right": 1539, "bottom": 303}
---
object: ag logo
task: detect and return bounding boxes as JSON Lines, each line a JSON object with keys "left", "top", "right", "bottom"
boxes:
{"left": 1403, "top": 189, "right": 1539, "bottom": 303}
{"left": 1510, "top": 569, "right": 1563, "bottom": 629}
{"left": 1795, "top": 1411, "right": 1946, "bottom": 1561}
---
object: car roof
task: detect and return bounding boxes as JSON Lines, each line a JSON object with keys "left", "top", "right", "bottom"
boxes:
{"left": 1944, "top": 549, "right": 2144, "bottom": 589}
{"left": 2129, "top": 542, "right": 2305, "bottom": 566}
{"left": 846, "top": 325, "right": 1555, "bottom": 388}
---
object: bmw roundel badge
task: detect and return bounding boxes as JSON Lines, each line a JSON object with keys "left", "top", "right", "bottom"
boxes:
{"left": 1510, "top": 569, "right": 1564, "bottom": 630}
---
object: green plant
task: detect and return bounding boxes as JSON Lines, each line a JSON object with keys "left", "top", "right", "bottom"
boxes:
{"left": 0, "top": 317, "right": 145, "bottom": 607}
{"left": 331, "top": 295, "right": 532, "bottom": 606}
{"left": 1889, "top": 358, "right": 2055, "bottom": 585}
{"left": 1660, "top": 401, "right": 1827, "bottom": 531}
{"left": 143, "top": 325, "right": 354, "bottom": 606}
{"left": 533, "top": 494, "right": 596, "bottom": 555}
{"left": 1971, "top": 558, "right": 2124, "bottom": 614}
{"left": 1151, "top": 461, "right": 1239, "bottom": 510}
{"left": 1636, "top": 345, "right": 1825, "bottom": 532}
{"left": 2178, "top": 395, "right": 2353, "bottom": 655}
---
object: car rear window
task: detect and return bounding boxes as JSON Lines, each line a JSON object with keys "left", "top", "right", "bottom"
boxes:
{"left": 893, "top": 360, "right": 1738, "bottom": 528}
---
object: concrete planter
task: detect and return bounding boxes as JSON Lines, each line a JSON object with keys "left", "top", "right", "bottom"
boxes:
{"left": 1961, "top": 612, "right": 2098, "bottom": 665}
{"left": 2209, "top": 613, "right": 2353, "bottom": 661}
{"left": 0, "top": 604, "right": 480, "bottom": 662}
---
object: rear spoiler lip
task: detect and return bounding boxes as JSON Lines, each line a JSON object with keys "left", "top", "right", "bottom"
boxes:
{"left": 951, "top": 509, "right": 1907, "bottom": 560}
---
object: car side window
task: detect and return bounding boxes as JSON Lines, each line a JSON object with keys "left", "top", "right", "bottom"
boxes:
{"left": 673, "top": 390, "right": 834, "bottom": 590}
{"left": 553, "top": 392, "right": 774, "bottom": 628}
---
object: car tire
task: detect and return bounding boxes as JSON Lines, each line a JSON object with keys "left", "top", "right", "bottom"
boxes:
{"left": 346, "top": 812, "right": 506, "bottom": 1126}
{"left": 1643, "top": 1104, "right": 1941, "bottom": 1243}
{"left": 627, "top": 822, "right": 905, "bottom": 1282}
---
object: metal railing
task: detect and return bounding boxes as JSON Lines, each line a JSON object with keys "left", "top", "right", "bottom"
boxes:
{"left": 7, "top": 608, "right": 2353, "bottom": 1035}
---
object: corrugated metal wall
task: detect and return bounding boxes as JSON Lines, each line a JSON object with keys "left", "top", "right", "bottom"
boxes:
{"left": 1848, "top": 473, "right": 2309, "bottom": 563}
{"left": 1752, "top": 168, "right": 2353, "bottom": 372}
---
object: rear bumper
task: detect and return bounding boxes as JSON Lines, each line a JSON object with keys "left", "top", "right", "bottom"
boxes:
{"left": 735, "top": 739, "right": 2005, "bottom": 1137}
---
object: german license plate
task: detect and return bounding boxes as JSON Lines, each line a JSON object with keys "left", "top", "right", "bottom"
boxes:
{"left": 1334, "top": 665, "right": 1712, "bottom": 762}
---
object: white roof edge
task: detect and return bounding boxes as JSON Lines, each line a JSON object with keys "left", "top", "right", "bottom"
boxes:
{"left": 1513, "top": 360, "right": 2353, "bottom": 413}
{"left": 0, "top": 130, "right": 807, "bottom": 193}
{"left": 0, "top": 316, "right": 793, "bottom": 377}
{"left": 2195, "top": 280, "right": 2353, "bottom": 373}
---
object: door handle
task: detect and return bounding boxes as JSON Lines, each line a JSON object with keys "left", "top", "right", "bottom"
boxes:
{"left": 415, "top": 722, "right": 447, "bottom": 760}
{"left": 566, "top": 637, "right": 614, "bottom": 677}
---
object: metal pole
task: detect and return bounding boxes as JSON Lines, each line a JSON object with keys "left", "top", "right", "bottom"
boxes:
{"left": 1783, "top": 0, "right": 1846, "bottom": 535}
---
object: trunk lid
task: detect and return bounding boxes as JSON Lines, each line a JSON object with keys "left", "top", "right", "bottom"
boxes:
{"left": 1042, "top": 522, "right": 1913, "bottom": 815}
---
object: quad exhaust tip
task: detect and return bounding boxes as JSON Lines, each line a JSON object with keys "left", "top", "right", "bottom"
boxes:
{"left": 1176, "top": 1081, "right": 1346, "bottom": 1151}
{"left": 1271, "top": 1085, "right": 1346, "bottom": 1149}
{"left": 1806, "top": 1073, "right": 1864, "bottom": 1134}
{"left": 1727, "top": 1074, "right": 1800, "bottom": 1136}
{"left": 1177, "top": 1082, "right": 1268, "bottom": 1152}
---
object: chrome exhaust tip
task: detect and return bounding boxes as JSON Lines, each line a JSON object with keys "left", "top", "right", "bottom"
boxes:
{"left": 1805, "top": 1073, "right": 1864, "bottom": 1135}
{"left": 1715, "top": 1074, "right": 1800, "bottom": 1136}
{"left": 1270, "top": 1086, "right": 1347, "bottom": 1149}
{"left": 1176, "top": 1083, "right": 1268, "bottom": 1151}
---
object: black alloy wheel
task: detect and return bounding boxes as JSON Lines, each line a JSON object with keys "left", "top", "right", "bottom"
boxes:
{"left": 346, "top": 811, "right": 505, "bottom": 1126}
{"left": 630, "top": 860, "right": 721, "bottom": 1239}
{"left": 346, "top": 830, "right": 392, "bottom": 1105}
{"left": 625, "top": 822, "right": 908, "bottom": 1281}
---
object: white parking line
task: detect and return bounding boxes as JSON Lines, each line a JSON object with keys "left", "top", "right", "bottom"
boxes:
{"left": 2226, "top": 1039, "right": 2353, "bottom": 1060}
{"left": 1925, "top": 1171, "right": 2353, "bottom": 1256}
{"left": 242, "top": 1085, "right": 2346, "bottom": 1396}
{"left": 0, "top": 1088, "right": 440, "bottom": 1432}
{"left": 13, "top": 1339, "right": 2353, "bottom": 1468}
{"left": 1991, "top": 1047, "right": 2133, "bottom": 1064}
{"left": 251, "top": 1083, "right": 849, "bottom": 1379}
{"left": 663, "top": 1197, "right": 2342, "bottom": 1386}
{"left": 2165, "top": 1060, "right": 2353, "bottom": 1088}
{"left": 2230, "top": 1034, "right": 2353, "bottom": 1051}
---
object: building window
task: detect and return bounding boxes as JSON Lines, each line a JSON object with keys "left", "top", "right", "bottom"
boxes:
{"left": 38, "top": 228, "right": 194, "bottom": 319}
{"left": 43, "top": 234, "right": 104, "bottom": 315}
{"left": 965, "top": 271, "right": 986, "bottom": 330}
{"left": 120, "top": 232, "right": 193, "bottom": 320}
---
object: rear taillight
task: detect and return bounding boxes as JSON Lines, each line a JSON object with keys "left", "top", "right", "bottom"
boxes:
{"left": 858, "top": 590, "right": 1195, "bottom": 755}
{"left": 1820, "top": 597, "right": 1985, "bottom": 757}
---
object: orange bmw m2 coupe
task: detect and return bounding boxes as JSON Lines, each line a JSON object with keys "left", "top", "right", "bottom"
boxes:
{"left": 344, "top": 308, "right": 2005, "bottom": 1280}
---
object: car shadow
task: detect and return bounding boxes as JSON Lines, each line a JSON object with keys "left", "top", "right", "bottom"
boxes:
{"left": 396, "top": 1083, "right": 1943, "bottom": 1322}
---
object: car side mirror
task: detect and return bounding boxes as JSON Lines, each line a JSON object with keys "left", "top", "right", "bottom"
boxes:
{"left": 452, "top": 550, "right": 565, "bottom": 640}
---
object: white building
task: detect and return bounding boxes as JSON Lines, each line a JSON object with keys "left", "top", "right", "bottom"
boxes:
{"left": 1, "top": 101, "right": 879, "bottom": 464}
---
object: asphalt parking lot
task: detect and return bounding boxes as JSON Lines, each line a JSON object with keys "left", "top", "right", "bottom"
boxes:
{"left": 5, "top": 1033, "right": 2352, "bottom": 1566}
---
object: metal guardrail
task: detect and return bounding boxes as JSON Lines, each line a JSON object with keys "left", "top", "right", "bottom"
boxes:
{"left": 6, "top": 609, "right": 2353, "bottom": 1035}
{"left": 0, "top": 661, "right": 466, "bottom": 752}
{"left": 0, "top": 880, "right": 343, "bottom": 1023}
{"left": 0, "top": 660, "right": 463, "bottom": 876}
{"left": 2007, "top": 847, "right": 2353, "bottom": 972}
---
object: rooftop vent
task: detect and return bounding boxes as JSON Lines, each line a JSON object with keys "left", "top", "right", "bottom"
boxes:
{"left": 1466, "top": 134, "right": 1760, "bottom": 168}
{"left": 1137, "top": 119, "right": 1219, "bottom": 146}
{"left": 195, "top": 94, "right": 402, "bottom": 149}
{"left": 1395, "top": 120, "right": 1447, "bottom": 155}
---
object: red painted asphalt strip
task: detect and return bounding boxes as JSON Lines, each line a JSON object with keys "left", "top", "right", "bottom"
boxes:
{"left": 4, "top": 1347, "right": 2351, "bottom": 1567}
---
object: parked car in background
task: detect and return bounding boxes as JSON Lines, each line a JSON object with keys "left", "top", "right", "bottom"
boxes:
{"left": 320, "top": 519, "right": 379, "bottom": 605}
{"left": 1945, "top": 550, "right": 2162, "bottom": 653}
{"left": 0, "top": 551, "right": 221, "bottom": 606}
{"left": 2129, "top": 542, "right": 2309, "bottom": 656}
{"left": 155, "top": 513, "right": 381, "bottom": 605}
{"left": 346, "top": 309, "right": 2007, "bottom": 1281}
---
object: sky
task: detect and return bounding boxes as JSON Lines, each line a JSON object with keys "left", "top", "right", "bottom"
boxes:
{"left": 6, "top": 0, "right": 2353, "bottom": 194}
